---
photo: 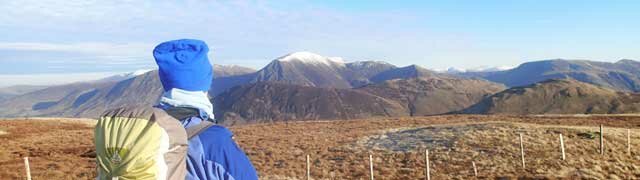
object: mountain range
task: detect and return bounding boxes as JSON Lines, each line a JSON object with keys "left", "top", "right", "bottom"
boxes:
{"left": 456, "top": 59, "right": 640, "bottom": 92}
{"left": 1, "top": 52, "right": 639, "bottom": 123}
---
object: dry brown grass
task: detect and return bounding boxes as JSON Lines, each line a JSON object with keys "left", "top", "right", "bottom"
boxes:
{"left": 0, "top": 119, "right": 95, "bottom": 179}
{"left": 1, "top": 115, "right": 639, "bottom": 179}
{"left": 234, "top": 115, "right": 640, "bottom": 179}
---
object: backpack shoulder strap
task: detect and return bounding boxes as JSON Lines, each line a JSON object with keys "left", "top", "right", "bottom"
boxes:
{"left": 162, "top": 106, "right": 216, "bottom": 139}
{"left": 186, "top": 121, "right": 215, "bottom": 140}
{"left": 164, "top": 107, "right": 200, "bottom": 121}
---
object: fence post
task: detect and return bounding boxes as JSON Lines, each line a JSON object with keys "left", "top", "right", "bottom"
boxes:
{"left": 560, "top": 134, "right": 566, "bottom": 161}
{"left": 306, "top": 154, "right": 310, "bottom": 180}
{"left": 369, "top": 154, "right": 374, "bottom": 180}
{"left": 519, "top": 133, "right": 526, "bottom": 169}
{"left": 628, "top": 129, "right": 631, "bottom": 156}
{"left": 600, "top": 125, "right": 604, "bottom": 155}
{"left": 425, "top": 149, "right": 430, "bottom": 180}
{"left": 24, "top": 157, "right": 31, "bottom": 180}
{"left": 472, "top": 161, "right": 478, "bottom": 177}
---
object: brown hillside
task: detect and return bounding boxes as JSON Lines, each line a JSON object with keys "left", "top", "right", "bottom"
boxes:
{"left": 463, "top": 79, "right": 640, "bottom": 114}
{"left": 360, "top": 77, "right": 505, "bottom": 116}
{"left": 214, "top": 82, "right": 406, "bottom": 124}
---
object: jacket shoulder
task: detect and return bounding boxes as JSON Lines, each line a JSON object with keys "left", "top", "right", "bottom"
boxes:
{"left": 197, "top": 125, "right": 233, "bottom": 141}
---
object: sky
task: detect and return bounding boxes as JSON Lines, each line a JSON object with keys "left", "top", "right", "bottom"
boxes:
{"left": 1, "top": 0, "right": 639, "bottom": 87}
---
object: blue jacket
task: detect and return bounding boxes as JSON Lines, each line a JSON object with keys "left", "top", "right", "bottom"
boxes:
{"left": 174, "top": 109, "right": 259, "bottom": 180}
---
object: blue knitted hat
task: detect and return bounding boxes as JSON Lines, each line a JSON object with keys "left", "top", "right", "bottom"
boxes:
{"left": 153, "top": 39, "right": 212, "bottom": 91}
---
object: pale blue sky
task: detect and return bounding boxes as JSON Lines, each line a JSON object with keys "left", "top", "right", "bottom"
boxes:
{"left": 0, "top": 0, "right": 639, "bottom": 87}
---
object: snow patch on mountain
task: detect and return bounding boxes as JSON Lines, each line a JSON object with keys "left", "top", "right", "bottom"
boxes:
{"left": 438, "top": 66, "right": 515, "bottom": 73}
{"left": 277, "top": 51, "right": 345, "bottom": 66}
{"left": 347, "top": 61, "right": 394, "bottom": 68}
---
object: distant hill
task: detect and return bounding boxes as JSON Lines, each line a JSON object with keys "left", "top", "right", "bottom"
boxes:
{"left": 213, "top": 64, "right": 256, "bottom": 77}
{"left": 459, "top": 59, "right": 640, "bottom": 92}
{"left": 0, "top": 71, "right": 163, "bottom": 117}
{"left": 360, "top": 77, "right": 505, "bottom": 116}
{"left": 209, "top": 65, "right": 257, "bottom": 96}
{"left": 461, "top": 79, "right": 640, "bottom": 114}
{"left": 369, "top": 65, "right": 435, "bottom": 83}
{"left": 0, "top": 85, "right": 48, "bottom": 102}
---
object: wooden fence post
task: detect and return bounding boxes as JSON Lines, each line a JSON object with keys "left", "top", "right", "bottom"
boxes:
{"left": 472, "top": 161, "right": 478, "bottom": 177}
{"left": 425, "top": 149, "right": 430, "bottom": 180}
{"left": 560, "top": 134, "right": 566, "bottom": 161}
{"left": 600, "top": 125, "right": 604, "bottom": 155}
{"left": 519, "top": 133, "right": 526, "bottom": 169}
{"left": 369, "top": 154, "right": 374, "bottom": 180}
{"left": 628, "top": 129, "right": 631, "bottom": 156}
{"left": 24, "top": 157, "right": 31, "bottom": 180}
{"left": 306, "top": 154, "right": 310, "bottom": 180}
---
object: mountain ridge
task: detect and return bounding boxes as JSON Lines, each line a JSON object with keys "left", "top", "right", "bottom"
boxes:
{"left": 2, "top": 53, "right": 640, "bottom": 121}
{"left": 461, "top": 78, "right": 640, "bottom": 114}
{"left": 458, "top": 59, "right": 640, "bottom": 92}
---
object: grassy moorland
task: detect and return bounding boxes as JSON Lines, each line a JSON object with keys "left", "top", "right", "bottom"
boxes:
{"left": 1, "top": 115, "right": 639, "bottom": 179}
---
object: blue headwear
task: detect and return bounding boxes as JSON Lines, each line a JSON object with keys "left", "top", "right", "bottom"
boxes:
{"left": 153, "top": 39, "right": 212, "bottom": 91}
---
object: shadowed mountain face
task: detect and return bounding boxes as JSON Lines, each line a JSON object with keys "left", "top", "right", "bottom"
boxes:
{"left": 214, "top": 77, "right": 505, "bottom": 124}
{"left": 461, "top": 79, "right": 640, "bottom": 114}
{"left": 460, "top": 59, "right": 640, "bottom": 92}
{"left": 213, "top": 82, "right": 407, "bottom": 125}
{"left": 360, "top": 77, "right": 506, "bottom": 116}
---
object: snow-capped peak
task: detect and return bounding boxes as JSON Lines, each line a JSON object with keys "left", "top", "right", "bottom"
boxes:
{"left": 437, "top": 66, "right": 515, "bottom": 73}
{"left": 277, "top": 51, "right": 345, "bottom": 66}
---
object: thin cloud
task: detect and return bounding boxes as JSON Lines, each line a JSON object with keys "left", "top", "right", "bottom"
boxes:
{"left": 0, "top": 42, "right": 153, "bottom": 55}
{"left": 0, "top": 72, "right": 127, "bottom": 88}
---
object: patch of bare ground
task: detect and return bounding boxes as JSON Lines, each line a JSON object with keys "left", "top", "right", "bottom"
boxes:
{"left": 1, "top": 115, "right": 640, "bottom": 179}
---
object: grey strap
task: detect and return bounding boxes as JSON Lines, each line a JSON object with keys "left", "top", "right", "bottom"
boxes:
{"left": 164, "top": 107, "right": 200, "bottom": 121}
{"left": 186, "top": 121, "right": 215, "bottom": 140}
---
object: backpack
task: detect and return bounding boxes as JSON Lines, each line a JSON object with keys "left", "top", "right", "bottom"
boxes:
{"left": 94, "top": 106, "right": 214, "bottom": 180}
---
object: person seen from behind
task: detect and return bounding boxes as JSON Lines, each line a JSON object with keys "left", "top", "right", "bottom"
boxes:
{"left": 154, "top": 39, "right": 258, "bottom": 180}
